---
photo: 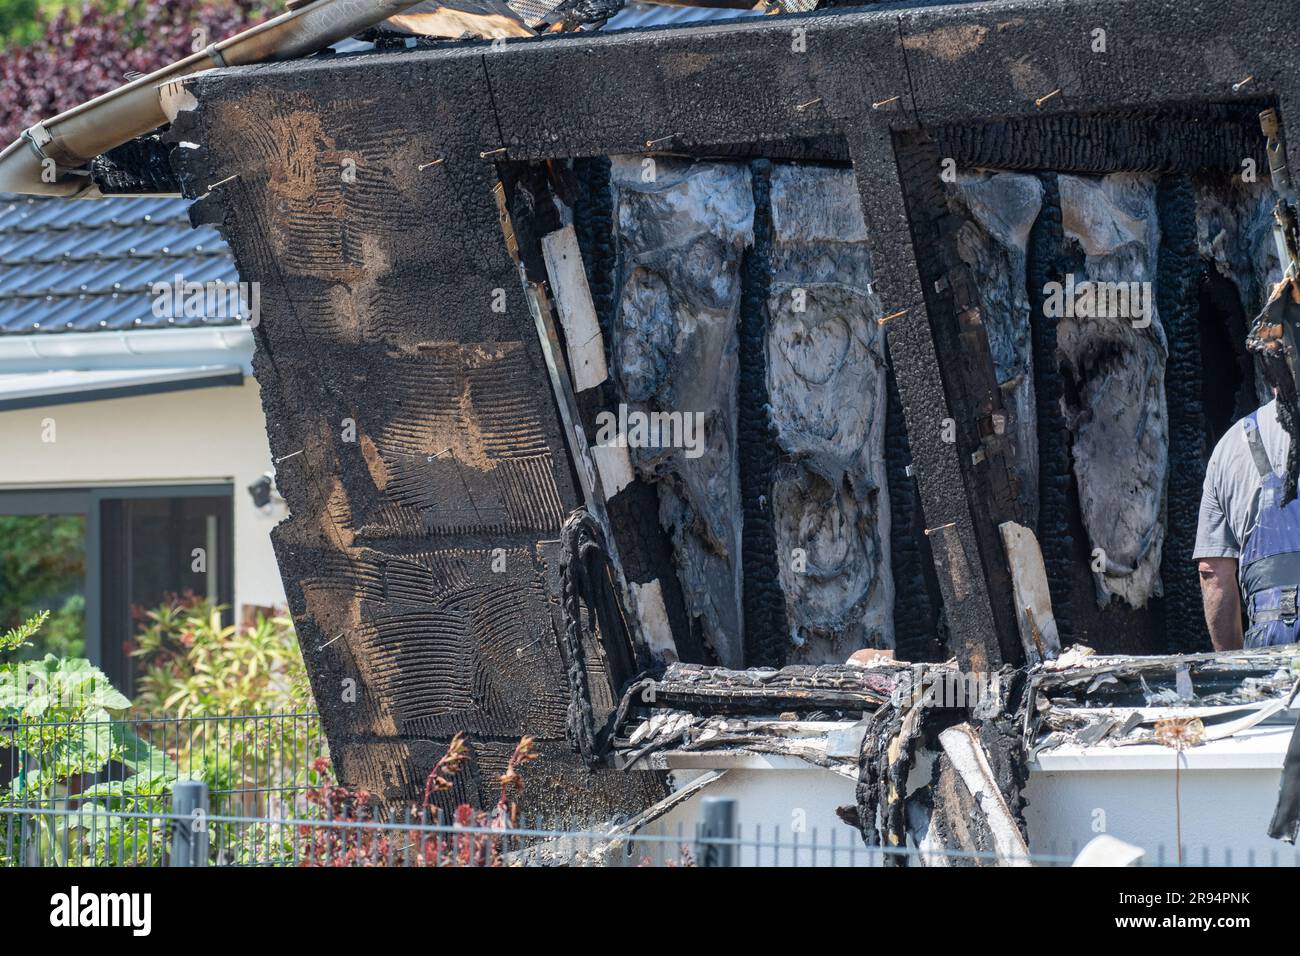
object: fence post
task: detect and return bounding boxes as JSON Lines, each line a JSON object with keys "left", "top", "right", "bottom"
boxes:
{"left": 696, "top": 796, "right": 736, "bottom": 867}
{"left": 171, "top": 780, "right": 209, "bottom": 867}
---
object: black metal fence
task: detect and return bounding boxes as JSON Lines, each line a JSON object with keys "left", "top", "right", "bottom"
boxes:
{"left": 3, "top": 711, "right": 1299, "bottom": 867}
{"left": 1, "top": 790, "right": 1073, "bottom": 867}
{"left": 1, "top": 711, "right": 326, "bottom": 866}
{"left": 9, "top": 787, "right": 1297, "bottom": 867}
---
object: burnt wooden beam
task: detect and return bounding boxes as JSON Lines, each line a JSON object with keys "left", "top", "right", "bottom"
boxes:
{"left": 889, "top": 127, "right": 1024, "bottom": 668}
{"left": 632, "top": 661, "right": 900, "bottom": 715}
{"left": 170, "top": 49, "right": 664, "bottom": 819}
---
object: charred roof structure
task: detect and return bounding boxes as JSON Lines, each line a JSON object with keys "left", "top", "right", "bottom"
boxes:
{"left": 12, "top": 0, "right": 1300, "bottom": 849}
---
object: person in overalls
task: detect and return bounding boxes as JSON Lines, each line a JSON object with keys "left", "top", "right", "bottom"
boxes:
{"left": 1197, "top": 399, "right": 1300, "bottom": 649}
{"left": 1196, "top": 271, "right": 1300, "bottom": 649}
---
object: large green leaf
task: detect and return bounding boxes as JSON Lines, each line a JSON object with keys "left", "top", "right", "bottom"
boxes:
{"left": 110, "top": 722, "right": 178, "bottom": 779}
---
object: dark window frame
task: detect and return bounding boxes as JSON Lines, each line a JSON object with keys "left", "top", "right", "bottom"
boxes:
{"left": 0, "top": 484, "right": 233, "bottom": 686}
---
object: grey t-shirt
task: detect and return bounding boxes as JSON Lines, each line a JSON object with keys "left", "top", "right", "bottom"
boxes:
{"left": 1195, "top": 400, "right": 1291, "bottom": 561}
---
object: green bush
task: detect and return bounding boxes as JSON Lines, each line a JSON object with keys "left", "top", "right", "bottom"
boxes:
{"left": 131, "top": 597, "right": 310, "bottom": 718}
{"left": 1, "top": 600, "right": 319, "bottom": 865}
{"left": 0, "top": 515, "right": 86, "bottom": 660}
{"left": 0, "top": 0, "right": 40, "bottom": 46}
{"left": 130, "top": 597, "right": 319, "bottom": 830}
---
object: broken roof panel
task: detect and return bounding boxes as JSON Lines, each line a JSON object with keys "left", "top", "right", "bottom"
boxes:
{"left": 100, "top": 0, "right": 1300, "bottom": 838}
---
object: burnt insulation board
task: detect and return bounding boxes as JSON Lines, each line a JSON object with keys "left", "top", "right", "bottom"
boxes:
{"left": 174, "top": 0, "right": 1300, "bottom": 806}
{"left": 171, "top": 49, "right": 664, "bottom": 819}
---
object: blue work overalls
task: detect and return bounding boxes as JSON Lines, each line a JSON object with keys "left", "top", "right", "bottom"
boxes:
{"left": 1239, "top": 411, "right": 1300, "bottom": 647}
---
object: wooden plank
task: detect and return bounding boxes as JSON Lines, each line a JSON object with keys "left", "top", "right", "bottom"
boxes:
{"left": 591, "top": 441, "right": 633, "bottom": 499}
{"left": 937, "top": 723, "right": 1031, "bottom": 867}
{"left": 542, "top": 225, "right": 609, "bottom": 392}
{"left": 629, "top": 579, "right": 679, "bottom": 660}
{"left": 999, "top": 520, "right": 1061, "bottom": 664}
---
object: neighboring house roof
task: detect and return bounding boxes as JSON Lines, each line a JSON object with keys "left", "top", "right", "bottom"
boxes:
{"left": 0, "top": 194, "right": 252, "bottom": 410}
{"left": 376, "top": 0, "right": 763, "bottom": 41}
{"left": 0, "top": 193, "right": 239, "bottom": 336}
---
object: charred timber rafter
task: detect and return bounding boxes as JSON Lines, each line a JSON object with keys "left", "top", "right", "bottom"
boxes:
{"left": 894, "top": 130, "right": 1023, "bottom": 667}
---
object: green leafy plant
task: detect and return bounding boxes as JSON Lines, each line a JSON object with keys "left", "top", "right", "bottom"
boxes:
{"left": 0, "top": 614, "right": 176, "bottom": 865}
{"left": 0, "top": 515, "right": 86, "bottom": 660}
{"left": 0, "top": 0, "right": 41, "bottom": 47}
{"left": 132, "top": 597, "right": 310, "bottom": 718}
{"left": 0, "top": 599, "right": 320, "bottom": 866}
{"left": 0, "top": 609, "right": 48, "bottom": 653}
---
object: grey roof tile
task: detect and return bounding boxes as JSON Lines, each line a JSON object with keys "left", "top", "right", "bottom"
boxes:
{"left": 0, "top": 193, "right": 240, "bottom": 335}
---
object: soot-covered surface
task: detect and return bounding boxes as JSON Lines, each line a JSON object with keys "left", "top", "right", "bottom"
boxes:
{"left": 960, "top": 171, "right": 1170, "bottom": 614}
{"left": 170, "top": 52, "right": 668, "bottom": 821}
{"left": 946, "top": 163, "right": 1281, "bottom": 649}
{"left": 1056, "top": 173, "right": 1167, "bottom": 610}
{"left": 949, "top": 171, "right": 1043, "bottom": 525}
{"left": 609, "top": 157, "right": 752, "bottom": 667}
{"left": 767, "top": 165, "right": 892, "bottom": 658}
{"left": 172, "top": 0, "right": 1300, "bottom": 812}
{"left": 1196, "top": 177, "right": 1282, "bottom": 412}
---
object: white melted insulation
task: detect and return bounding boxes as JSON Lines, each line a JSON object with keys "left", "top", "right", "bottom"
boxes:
{"left": 952, "top": 171, "right": 1168, "bottom": 609}
{"left": 1196, "top": 179, "right": 1280, "bottom": 319}
{"left": 948, "top": 172, "right": 1044, "bottom": 526}
{"left": 767, "top": 165, "right": 892, "bottom": 659}
{"left": 606, "top": 157, "right": 1280, "bottom": 660}
{"left": 1195, "top": 178, "right": 1282, "bottom": 408}
{"left": 1057, "top": 173, "right": 1168, "bottom": 609}
{"left": 610, "top": 157, "right": 752, "bottom": 667}
{"left": 609, "top": 158, "right": 891, "bottom": 665}
{"left": 952, "top": 170, "right": 1284, "bottom": 614}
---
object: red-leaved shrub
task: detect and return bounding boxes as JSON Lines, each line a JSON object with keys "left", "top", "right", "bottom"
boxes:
{"left": 0, "top": 1, "right": 274, "bottom": 144}
{"left": 299, "top": 733, "right": 541, "bottom": 867}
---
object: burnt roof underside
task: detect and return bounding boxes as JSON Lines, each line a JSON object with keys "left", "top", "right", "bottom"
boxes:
{"left": 167, "top": 0, "right": 1300, "bottom": 816}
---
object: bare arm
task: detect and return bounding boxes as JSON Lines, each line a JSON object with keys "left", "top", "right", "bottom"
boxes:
{"left": 1198, "top": 557, "right": 1243, "bottom": 651}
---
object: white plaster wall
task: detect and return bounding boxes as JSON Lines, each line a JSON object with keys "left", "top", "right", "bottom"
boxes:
{"left": 1023, "top": 768, "right": 1293, "bottom": 866}
{"left": 1023, "top": 725, "right": 1300, "bottom": 866}
{"left": 629, "top": 760, "right": 869, "bottom": 867}
{"left": 0, "top": 378, "right": 286, "bottom": 613}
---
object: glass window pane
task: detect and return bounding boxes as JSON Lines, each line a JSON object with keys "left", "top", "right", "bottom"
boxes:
{"left": 102, "top": 494, "right": 232, "bottom": 694}
{"left": 0, "top": 514, "right": 86, "bottom": 659}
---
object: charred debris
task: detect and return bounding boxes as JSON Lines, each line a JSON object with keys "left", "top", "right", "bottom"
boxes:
{"left": 494, "top": 140, "right": 1300, "bottom": 861}
{"left": 603, "top": 648, "right": 1300, "bottom": 864}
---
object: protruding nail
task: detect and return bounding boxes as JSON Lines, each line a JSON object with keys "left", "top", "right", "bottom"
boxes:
{"left": 1035, "top": 88, "right": 1062, "bottom": 108}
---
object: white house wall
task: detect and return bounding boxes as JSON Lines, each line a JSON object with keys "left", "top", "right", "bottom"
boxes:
{"left": 0, "top": 377, "right": 286, "bottom": 613}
